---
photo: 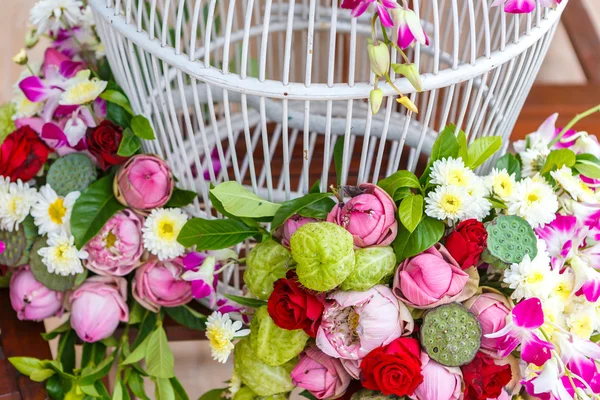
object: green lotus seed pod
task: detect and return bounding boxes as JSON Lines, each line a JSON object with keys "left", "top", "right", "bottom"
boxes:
{"left": 250, "top": 306, "right": 309, "bottom": 366}
{"left": 341, "top": 246, "right": 396, "bottom": 291}
{"left": 420, "top": 303, "right": 482, "bottom": 367}
{"left": 0, "top": 103, "right": 16, "bottom": 145}
{"left": 234, "top": 338, "right": 295, "bottom": 396}
{"left": 351, "top": 389, "right": 398, "bottom": 400}
{"left": 233, "top": 387, "right": 257, "bottom": 400}
{"left": 0, "top": 216, "right": 38, "bottom": 267}
{"left": 245, "top": 239, "right": 293, "bottom": 300}
{"left": 29, "top": 238, "right": 78, "bottom": 292}
{"left": 290, "top": 222, "right": 355, "bottom": 292}
{"left": 486, "top": 215, "right": 537, "bottom": 265}
{"left": 47, "top": 153, "right": 98, "bottom": 197}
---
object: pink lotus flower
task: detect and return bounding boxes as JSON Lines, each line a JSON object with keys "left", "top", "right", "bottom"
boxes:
{"left": 85, "top": 209, "right": 144, "bottom": 276}
{"left": 413, "top": 352, "right": 463, "bottom": 400}
{"left": 486, "top": 298, "right": 554, "bottom": 367}
{"left": 291, "top": 346, "right": 352, "bottom": 399}
{"left": 340, "top": 0, "right": 397, "bottom": 27}
{"left": 393, "top": 244, "right": 473, "bottom": 309}
{"left": 391, "top": 7, "right": 429, "bottom": 50}
{"left": 132, "top": 258, "right": 193, "bottom": 313}
{"left": 280, "top": 215, "right": 318, "bottom": 248}
{"left": 327, "top": 183, "right": 397, "bottom": 247}
{"left": 115, "top": 155, "right": 175, "bottom": 211}
{"left": 463, "top": 292, "right": 512, "bottom": 353}
{"left": 69, "top": 276, "right": 129, "bottom": 343}
{"left": 536, "top": 214, "right": 587, "bottom": 270}
{"left": 316, "top": 285, "right": 413, "bottom": 360}
{"left": 9, "top": 266, "right": 64, "bottom": 321}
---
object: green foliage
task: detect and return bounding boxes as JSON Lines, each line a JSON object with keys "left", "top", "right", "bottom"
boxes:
{"left": 341, "top": 246, "right": 396, "bottom": 291}
{"left": 245, "top": 239, "right": 292, "bottom": 300}
{"left": 177, "top": 218, "right": 259, "bottom": 250}
{"left": 211, "top": 182, "right": 281, "bottom": 218}
{"left": 574, "top": 154, "right": 600, "bottom": 178}
{"left": 398, "top": 194, "right": 423, "bottom": 233}
{"left": 224, "top": 294, "right": 268, "bottom": 309}
{"left": 145, "top": 327, "right": 175, "bottom": 379}
{"left": 392, "top": 216, "right": 445, "bottom": 262}
{"left": 165, "top": 188, "right": 198, "bottom": 208}
{"left": 420, "top": 125, "right": 459, "bottom": 184}
{"left": 199, "top": 388, "right": 228, "bottom": 400}
{"left": 117, "top": 128, "right": 141, "bottom": 157}
{"left": 58, "top": 330, "right": 76, "bottom": 374}
{"left": 377, "top": 170, "right": 421, "bottom": 200}
{"left": 130, "top": 115, "right": 156, "bottom": 140}
{"left": 541, "top": 149, "right": 576, "bottom": 174}
{"left": 334, "top": 136, "right": 345, "bottom": 186}
{"left": 0, "top": 102, "right": 16, "bottom": 145}
{"left": 271, "top": 192, "right": 334, "bottom": 229}
{"left": 495, "top": 153, "right": 521, "bottom": 180}
{"left": 42, "top": 320, "right": 71, "bottom": 341}
{"left": 100, "top": 90, "right": 134, "bottom": 115}
{"left": 456, "top": 129, "right": 468, "bottom": 163}
{"left": 164, "top": 305, "right": 207, "bottom": 331}
{"left": 466, "top": 136, "right": 502, "bottom": 169}
{"left": 486, "top": 215, "right": 538, "bottom": 264}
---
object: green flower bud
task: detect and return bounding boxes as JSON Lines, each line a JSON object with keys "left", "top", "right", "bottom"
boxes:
{"left": 12, "top": 49, "right": 28, "bottom": 66}
{"left": 391, "top": 63, "right": 423, "bottom": 92}
{"left": 245, "top": 239, "right": 292, "bottom": 300}
{"left": 370, "top": 88, "right": 384, "bottom": 115}
{"left": 341, "top": 246, "right": 396, "bottom": 291}
{"left": 0, "top": 103, "right": 16, "bottom": 145}
{"left": 233, "top": 387, "right": 257, "bottom": 400}
{"left": 290, "top": 222, "right": 355, "bottom": 292}
{"left": 25, "top": 29, "right": 40, "bottom": 49}
{"left": 367, "top": 38, "right": 390, "bottom": 77}
{"left": 234, "top": 338, "right": 295, "bottom": 396}
{"left": 250, "top": 306, "right": 309, "bottom": 366}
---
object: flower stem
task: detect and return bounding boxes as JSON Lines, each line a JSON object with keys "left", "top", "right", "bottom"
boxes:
{"left": 548, "top": 104, "right": 600, "bottom": 148}
{"left": 371, "top": 14, "right": 379, "bottom": 44}
{"left": 61, "top": 16, "right": 98, "bottom": 77}
{"left": 384, "top": 72, "right": 404, "bottom": 97}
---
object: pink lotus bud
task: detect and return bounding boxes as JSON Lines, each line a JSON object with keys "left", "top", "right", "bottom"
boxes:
{"left": 291, "top": 346, "right": 351, "bottom": 399}
{"left": 281, "top": 215, "right": 318, "bottom": 248}
{"left": 327, "top": 183, "right": 398, "bottom": 247}
{"left": 316, "top": 285, "right": 414, "bottom": 360}
{"left": 132, "top": 258, "right": 192, "bottom": 313}
{"left": 463, "top": 292, "right": 512, "bottom": 352}
{"left": 393, "top": 244, "right": 475, "bottom": 309}
{"left": 84, "top": 209, "right": 144, "bottom": 276}
{"left": 114, "top": 155, "right": 175, "bottom": 212}
{"left": 9, "top": 266, "right": 64, "bottom": 321}
{"left": 413, "top": 352, "right": 462, "bottom": 400}
{"left": 69, "top": 276, "right": 129, "bottom": 343}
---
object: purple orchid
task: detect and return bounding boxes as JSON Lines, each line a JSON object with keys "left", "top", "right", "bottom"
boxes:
{"left": 390, "top": 6, "right": 429, "bottom": 50}
{"left": 0, "top": 240, "right": 5, "bottom": 254}
{"left": 558, "top": 333, "right": 600, "bottom": 394}
{"left": 535, "top": 214, "right": 587, "bottom": 270}
{"left": 570, "top": 255, "right": 600, "bottom": 303}
{"left": 340, "top": 0, "right": 397, "bottom": 27}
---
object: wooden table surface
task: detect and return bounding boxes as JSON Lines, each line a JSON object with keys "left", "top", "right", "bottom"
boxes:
{"left": 1, "top": 84, "right": 599, "bottom": 400}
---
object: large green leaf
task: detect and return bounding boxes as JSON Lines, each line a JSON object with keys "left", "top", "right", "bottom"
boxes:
{"left": 377, "top": 170, "right": 421, "bottom": 199}
{"left": 574, "top": 154, "right": 600, "bottom": 178}
{"left": 8, "top": 357, "right": 43, "bottom": 376}
{"left": 128, "top": 370, "right": 150, "bottom": 400}
{"left": 122, "top": 334, "right": 150, "bottom": 365}
{"left": 81, "top": 342, "right": 107, "bottom": 369}
{"left": 58, "top": 330, "right": 76, "bottom": 374}
{"left": 495, "top": 153, "right": 521, "bottom": 180}
{"left": 398, "top": 194, "right": 423, "bottom": 233}
{"left": 271, "top": 193, "right": 334, "bottom": 229}
{"left": 177, "top": 218, "right": 259, "bottom": 249}
{"left": 71, "top": 175, "right": 125, "bottom": 249}
{"left": 466, "top": 136, "right": 502, "bottom": 169}
{"left": 541, "top": 149, "right": 576, "bottom": 174}
{"left": 30, "top": 369, "right": 56, "bottom": 382}
{"left": 224, "top": 294, "right": 268, "bottom": 309}
{"left": 164, "top": 305, "right": 207, "bottom": 331}
{"left": 165, "top": 188, "right": 198, "bottom": 208}
{"left": 198, "top": 388, "right": 227, "bottom": 400}
{"left": 169, "top": 377, "right": 190, "bottom": 400}
{"left": 333, "top": 136, "right": 345, "bottom": 186}
{"left": 100, "top": 90, "right": 133, "bottom": 115}
{"left": 79, "top": 350, "right": 117, "bottom": 386}
{"left": 421, "top": 126, "right": 459, "bottom": 184}
{"left": 145, "top": 327, "right": 175, "bottom": 379}
{"left": 393, "top": 216, "right": 445, "bottom": 262}
{"left": 130, "top": 115, "right": 156, "bottom": 140}
{"left": 155, "top": 378, "right": 175, "bottom": 400}
{"left": 41, "top": 320, "right": 71, "bottom": 341}
{"left": 117, "top": 128, "right": 141, "bottom": 157}
{"left": 210, "top": 182, "right": 280, "bottom": 218}
{"left": 456, "top": 129, "right": 469, "bottom": 163}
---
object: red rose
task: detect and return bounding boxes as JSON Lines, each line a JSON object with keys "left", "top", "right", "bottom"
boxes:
{"left": 85, "top": 121, "right": 128, "bottom": 170}
{"left": 360, "top": 337, "right": 423, "bottom": 396}
{"left": 267, "top": 272, "right": 324, "bottom": 337}
{"left": 445, "top": 219, "right": 488, "bottom": 269}
{"left": 461, "top": 352, "right": 512, "bottom": 400}
{"left": 0, "top": 126, "right": 50, "bottom": 182}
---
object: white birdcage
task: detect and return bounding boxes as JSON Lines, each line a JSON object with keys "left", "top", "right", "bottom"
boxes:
{"left": 89, "top": 0, "right": 567, "bottom": 296}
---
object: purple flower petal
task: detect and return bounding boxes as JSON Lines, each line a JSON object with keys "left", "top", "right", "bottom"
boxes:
{"left": 191, "top": 280, "right": 213, "bottom": 299}
{"left": 579, "top": 279, "right": 600, "bottom": 302}
{"left": 59, "top": 60, "right": 85, "bottom": 79}
{"left": 183, "top": 252, "right": 208, "bottom": 271}
{"left": 504, "top": 0, "right": 537, "bottom": 13}
{"left": 0, "top": 240, "right": 5, "bottom": 254}
{"left": 19, "top": 76, "right": 50, "bottom": 103}
{"left": 521, "top": 332, "right": 554, "bottom": 366}
{"left": 41, "top": 122, "right": 68, "bottom": 148}
{"left": 512, "top": 297, "right": 545, "bottom": 329}
{"left": 377, "top": 4, "right": 394, "bottom": 27}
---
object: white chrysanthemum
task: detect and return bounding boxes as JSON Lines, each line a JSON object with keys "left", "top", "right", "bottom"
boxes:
{"left": 486, "top": 168, "right": 516, "bottom": 201}
{"left": 520, "top": 148, "right": 547, "bottom": 178}
{"left": 142, "top": 208, "right": 188, "bottom": 260}
{"left": 30, "top": 185, "right": 80, "bottom": 235}
{"left": 37, "top": 232, "right": 87, "bottom": 276}
{"left": 59, "top": 70, "right": 108, "bottom": 106}
{"left": 12, "top": 92, "right": 44, "bottom": 120}
{"left": 551, "top": 166, "right": 599, "bottom": 204}
{"left": 425, "top": 184, "right": 470, "bottom": 223}
{"left": 462, "top": 175, "right": 492, "bottom": 221}
{"left": 0, "top": 180, "right": 38, "bottom": 232}
{"left": 0, "top": 176, "right": 10, "bottom": 195}
{"left": 504, "top": 239, "right": 556, "bottom": 301}
{"left": 430, "top": 157, "right": 476, "bottom": 187}
{"left": 30, "top": 0, "right": 84, "bottom": 35}
{"left": 206, "top": 312, "right": 250, "bottom": 363}
{"left": 505, "top": 177, "right": 558, "bottom": 228}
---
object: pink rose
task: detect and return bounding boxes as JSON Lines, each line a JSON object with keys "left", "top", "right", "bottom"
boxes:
{"left": 463, "top": 292, "right": 512, "bottom": 352}
{"left": 280, "top": 215, "right": 317, "bottom": 248}
{"left": 413, "top": 352, "right": 462, "bottom": 400}
{"left": 84, "top": 209, "right": 144, "bottom": 276}
{"left": 393, "top": 244, "right": 471, "bottom": 309}
{"left": 69, "top": 276, "right": 129, "bottom": 343}
{"left": 291, "top": 346, "right": 352, "bottom": 399}
{"left": 132, "top": 258, "right": 193, "bottom": 312}
{"left": 9, "top": 266, "right": 63, "bottom": 321}
{"left": 316, "top": 285, "right": 413, "bottom": 360}
{"left": 327, "top": 183, "right": 397, "bottom": 247}
{"left": 114, "top": 155, "right": 174, "bottom": 212}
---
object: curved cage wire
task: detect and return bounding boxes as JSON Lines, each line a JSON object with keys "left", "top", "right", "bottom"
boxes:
{"left": 90, "top": 0, "right": 567, "bottom": 296}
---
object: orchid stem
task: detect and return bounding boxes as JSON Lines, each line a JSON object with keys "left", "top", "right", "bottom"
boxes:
{"left": 371, "top": 14, "right": 379, "bottom": 44}
{"left": 548, "top": 104, "right": 600, "bottom": 148}
{"left": 384, "top": 72, "right": 405, "bottom": 97}
{"left": 61, "top": 16, "right": 98, "bottom": 77}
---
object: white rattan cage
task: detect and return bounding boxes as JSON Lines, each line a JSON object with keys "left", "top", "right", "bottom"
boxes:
{"left": 90, "top": 0, "right": 567, "bottom": 295}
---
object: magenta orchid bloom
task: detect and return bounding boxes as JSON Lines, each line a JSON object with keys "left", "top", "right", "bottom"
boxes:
{"left": 215, "top": 298, "right": 251, "bottom": 324}
{"left": 491, "top": 0, "right": 536, "bottom": 14}
{"left": 569, "top": 202, "right": 600, "bottom": 242}
{"left": 570, "top": 256, "right": 600, "bottom": 303}
{"left": 535, "top": 214, "right": 587, "bottom": 270}
{"left": 558, "top": 333, "right": 600, "bottom": 394}
{"left": 0, "top": 240, "right": 5, "bottom": 254}
{"left": 486, "top": 298, "right": 554, "bottom": 367}
{"left": 340, "top": 0, "right": 397, "bottom": 27}
{"left": 390, "top": 6, "right": 429, "bottom": 50}
{"left": 524, "top": 358, "right": 572, "bottom": 400}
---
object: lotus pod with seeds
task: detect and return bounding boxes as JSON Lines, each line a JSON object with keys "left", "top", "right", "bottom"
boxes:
{"left": 420, "top": 303, "right": 482, "bottom": 367}
{"left": 0, "top": 216, "right": 38, "bottom": 267}
{"left": 486, "top": 215, "right": 537, "bottom": 264}
{"left": 47, "top": 154, "right": 98, "bottom": 196}
{"left": 29, "top": 238, "right": 77, "bottom": 292}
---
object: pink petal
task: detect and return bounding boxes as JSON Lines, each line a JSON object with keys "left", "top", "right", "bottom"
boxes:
{"left": 59, "top": 60, "right": 85, "bottom": 79}
{"left": 377, "top": 4, "right": 394, "bottom": 27}
{"left": 579, "top": 279, "right": 600, "bottom": 302}
{"left": 521, "top": 333, "right": 554, "bottom": 366}
{"left": 504, "top": 0, "right": 537, "bottom": 13}
{"left": 183, "top": 252, "right": 207, "bottom": 270}
{"left": 19, "top": 76, "right": 50, "bottom": 102}
{"left": 512, "top": 297, "right": 545, "bottom": 329}
{"left": 41, "top": 122, "right": 68, "bottom": 148}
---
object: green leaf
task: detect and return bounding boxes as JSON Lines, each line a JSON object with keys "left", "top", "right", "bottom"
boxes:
{"left": 299, "top": 390, "right": 319, "bottom": 400}
{"left": 112, "top": 380, "right": 124, "bottom": 400}
{"left": 224, "top": 294, "right": 267, "bottom": 309}
{"left": 392, "top": 216, "right": 445, "bottom": 262}
{"left": 495, "top": 153, "right": 521, "bottom": 180}
{"left": 309, "top": 180, "right": 321, "bottom": 194}
{"left": 210, "top": 182, "right": 280, "bottom": 218}
{"left": 101, "top": 336, "right": 119, "bottom": 348}
{"left": 133, "top": 311, "right": 157, "bottom": 350}
{"left": 46, "top": 375, "right": 66, "bottom": 400}
{"left": 488, "top": 198, "right": 507, "bottom": 209}
{"left": 164, "top": 305, "right": 207, "bottom": 331}
{"left": 156, "top": 378, "right": 175, "bottom": 400}
{"left": 456, "top": 129, "right": 469, "bottom": 163}
{"left": 58, "top": 330, "right": 76, "bottom": 374}
{"left": 80, "top": 383, "right": 101, "bottom": 397}
{"left": 165, "top": 188, "right": 198, "bottom": 208}
{"left": 574, "top": 154, "right": 600, "bottom": 178}
{"left": 177, "top": 218, "right": 259, "bottom": 250}
{"left": 81, "top": 342, "right": 107, "bottom": 369}
{"left": 130, "top": 115, "right": 156, "bottom": 140}
{"left": 333, "top": 136, "right": 345, "bottom": 187}
{"left": 297, "top": 197, "right": 336, "bottom": 219}
{"left": 94, "top": 381, "right": 112, "bottom": 400}
{"left": 8, "top": 357, "right": 43, "bottom": 376}
{"left": 198, "top": 388, "right": 227, "bottom": 400}
{"left": 79, "top": 350, "right": 117, "bottom": 386}
{"left": 169, "top": 377, "right": 189, "bottom": 400}
{"left": 123, "top": 333, "right": 151, "bottom": 365}
{"left": 467, "top": 136, "right": 503, "bottom": 169}
{"left": 393, "top": 187, "right": 412, "bottom": 202}
{"left": 100, "top": 90, "right": 134, "bottom": 115}
{"left": 117, "top": 128, "right": 141, "bottom": 157}
{"left": 271, "top": 193, "right": 333, "bottom": 229}
{"left": 106, "top": 101, "right": 131, "bottom": 128}
{"left": 591, "top": 333, "right": 600, "bottom": 343}
{"left": 41, "top": 320, "right": 71, "bottom": 340}
{"left": 398, "top": 194, "right": 423, "bottom": 233}
{"left": 377, "top": 170, "right": 421, "bottom": 199}
{"left": 71, "top": 175, "right": 125, "bottom": 249}
{"left": 128, "top": 301, "right": 145, "bottom": 325}
{"left": 30, "top": 368, "right": 56, "bottom": 382}
{"left": 421, "top": 125, "right": 459, "bottom": 184}
{"left": 145, "top": 327, "right": 175, "bottom": 379}
{"left": 128, "top": 370, "right": 150, "bottom": 400}
{"left": 541, "top": 149, "right": 576, "bottom": 174}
